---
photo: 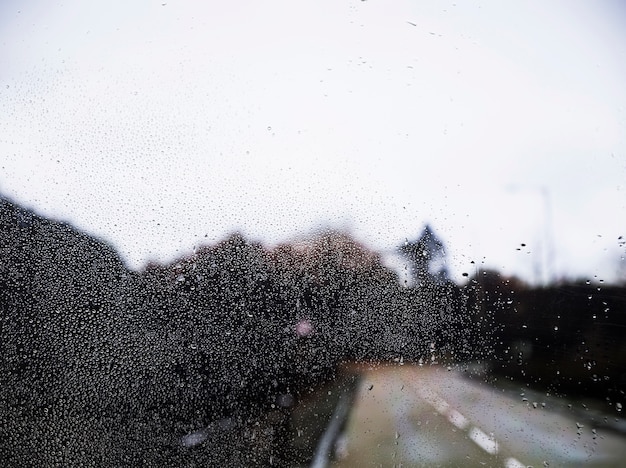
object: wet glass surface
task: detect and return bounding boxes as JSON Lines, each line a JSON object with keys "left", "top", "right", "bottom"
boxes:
{"left": 1, "top": 1, "right": 625, "bottom": 466}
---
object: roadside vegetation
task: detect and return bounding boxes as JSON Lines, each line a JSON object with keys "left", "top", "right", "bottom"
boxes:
{"left": 1, "top": 195, "right": 623, "bottom": 465}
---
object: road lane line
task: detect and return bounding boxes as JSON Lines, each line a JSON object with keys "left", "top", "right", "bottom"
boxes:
{"left": 403, "top": 368, "right": 529, "bottom": 468}
{"left": 431, "top": 395, "right": 450, "bottom": 414}
{"left": 447, "top": 408, "right": 470, "bottom": 430}
{"left": 505, "top": 457, "right": 527, "bottom": 468}
{"left": 469, "top": 426, "right": 499, "bottom": 455}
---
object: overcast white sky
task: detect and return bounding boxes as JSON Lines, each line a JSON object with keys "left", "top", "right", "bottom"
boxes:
{"left": 1, "top": 0, "right": 625, "bottom": 284}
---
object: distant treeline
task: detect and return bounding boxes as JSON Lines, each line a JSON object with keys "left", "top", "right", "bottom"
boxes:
{"left": 468, "top": 269, "right": 626, "bottom": 403}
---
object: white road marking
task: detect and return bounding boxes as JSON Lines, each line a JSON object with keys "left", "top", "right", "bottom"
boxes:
{"left": 447, "top": 408, "right": 470, "bottom": 430}
{"left": 505, "top": 457, "right": 527, "bottom": 468}
{"left": 469, "top": 426, "right": 499, "bottom": 455}
{"left": 431, "top": 395, "right": 450, "bottom": 414}
{"left": 404, "top": 370, "right": 528, "bottom": 468}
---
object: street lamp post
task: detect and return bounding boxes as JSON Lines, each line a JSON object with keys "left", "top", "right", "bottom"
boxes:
{"left": 507, "top": 185, "right": 555, "bottom": 286}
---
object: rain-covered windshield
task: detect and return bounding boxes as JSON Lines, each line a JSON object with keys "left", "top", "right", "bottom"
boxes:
{"left": 1, "top": 1, "right": 625, "bottom": 466}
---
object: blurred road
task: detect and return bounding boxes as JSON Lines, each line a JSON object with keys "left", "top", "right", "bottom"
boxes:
{"left": 332, "top": 364, "right": 626, "bottom": 467}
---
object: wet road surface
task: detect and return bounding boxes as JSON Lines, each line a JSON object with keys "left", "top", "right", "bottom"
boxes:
{"left": 332, "top": 364, "right": 626, "bottom": 467}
